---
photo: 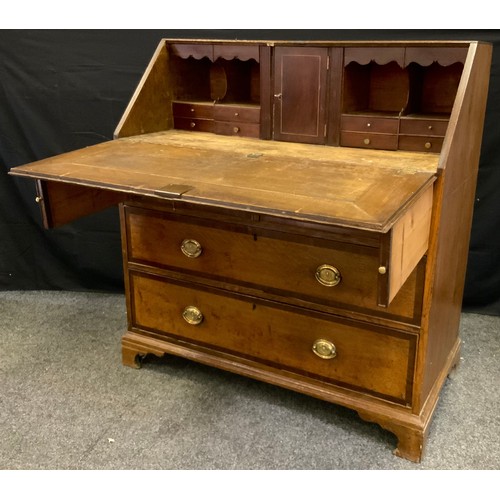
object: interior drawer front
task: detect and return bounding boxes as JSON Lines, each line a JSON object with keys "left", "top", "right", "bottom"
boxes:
{"left": 341, "top": 115, "right": 399, "bottom": 134}
{"left": 398, "top": 135, "right": 444, "bottom": 153}
{"left": 340, "top": 131, "right": 398, "bottom": 150}
{"left": 214, "top": 121, "right": 260, "bottom": 138}
{"left": 173, "top": 117, "right": 214, "bottom": 133}
{"left": 125, "top": 208, "right": 422, "bottom": 320}
{"left": 172, "top": 101, "right": 213, "bottom": 119}
{"left": 214, "top": 105, "right": 260, "bottom": 123}
{"left": 130, "top": 272, "right": 415, "bottom": 404}
{"left": 399, "top": 118, "right": 448, "bottom": 136}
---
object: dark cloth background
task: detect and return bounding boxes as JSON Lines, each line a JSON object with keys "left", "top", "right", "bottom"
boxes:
{"left": 1, "top": 30, "right": 499, "bottom": 315}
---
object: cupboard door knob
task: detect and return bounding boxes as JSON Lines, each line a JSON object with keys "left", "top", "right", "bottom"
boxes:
{"left": 190, "top": 122, "right": 196, "bottom": 128}
{"left": 425, "top": 142, "right": 432, "bottom": 149}
{"left": 274, "top": 93, "right": 282, "bottom": 99}
{"left": 315, "top": 265, "right": 342, "bottom": 287}
{"left": 367, "top": 122, "right": 371, "bottom": 127}
{"left": 363, "top": 138, "right": 371, "bottom": 145}
{"left": 312, "top": 339, "right": 337, "bottom": 360}
{"left": 181, "top": 239, "right": 203, "bottom": 258}
{"left": 233, "top": 126, "right": 240, "bottom": 133}
{"left": 234, "top": 112, "right": 239, "bottom": 117}
{"left": 182, "top": 306, "right": 204, "bottom": 326}
{"left": 428, "top": 125, "right": 433, "bottom": 130}
{"left": 35, "top": 196, "right": 43, "bottom": 203}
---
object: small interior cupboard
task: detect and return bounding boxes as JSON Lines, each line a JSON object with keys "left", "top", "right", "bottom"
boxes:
{"left": 10, "top": 39, "right": 492, "bottom": 462}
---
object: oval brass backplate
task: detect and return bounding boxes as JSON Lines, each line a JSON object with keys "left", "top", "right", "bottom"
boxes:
{"left": 312, "top": 339, "right": 337, "bottom": 359}
{"left": 181, "top": 239, "right": 202, "bottom": 258}
{"left": 182, "top": 306, "right": 204, "bottom": 325}
{"left": 315, "top": 264, "right": 342, "bottom": 287}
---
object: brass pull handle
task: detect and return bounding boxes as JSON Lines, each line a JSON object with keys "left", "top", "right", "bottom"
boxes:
{"left": 312, "top": 339, "right": 337, "bottom": 359}
{"left": 190, "top": 121, "right": 196, "bottom": 128}
{"left": 424, "top": 142, "right": 432, "bottom": 149}
{"left": 233, "top": 126, "right": 240, "bottom": 133}
{"left": 182, "top": 306, "right": 204, "bottom": 326}
{"left": 363, "top": 138, "right": 371, "bottom": 145}
{"left": 315, "top": 264, "right": 341, "bottom": 287}
{"left": 181, "top": 239, "right": 202, "bottom": 258}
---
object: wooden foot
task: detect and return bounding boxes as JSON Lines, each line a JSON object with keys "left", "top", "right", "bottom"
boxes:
{"left": 392, "top": 426, "right": 425, "bottom": 462}
{"left": 122, "top": 344, "right": 144, "bottom": 369}
{"left": 357, "top": 410, "right": 427, "bottom": 463}
{"left": 121, "top": 331, "right": 166, "bottom": 369}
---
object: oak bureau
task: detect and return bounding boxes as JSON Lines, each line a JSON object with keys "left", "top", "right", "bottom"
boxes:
{"left": 10, "top": 39, "right": 492, "bottom": 462}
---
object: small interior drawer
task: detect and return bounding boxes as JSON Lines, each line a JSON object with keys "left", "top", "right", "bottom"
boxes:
{"left": 341, "top": 115, "right": 399, "bottom": 134}
{"left": 398, "top": 135, "right": 444, "bottom": 153}
{"left": 399, "top": 118, "right": 448, "bottom": 136}
{"left": 172, "top": 101, "right": 214, "bottom": 119}
{"left": 340, "top": 131, "right": 398, "bottom": 151}
{"left": 129, "top": 272, "right": 416, "bottom": 404}
{"left": 214, "top": 104, "right": 260, "bottom": 123}
{"left": 214, "top": 121, "right": 260, "bottom": 138}
{"left": 173, "top": 117, "right": 214, "bottom": 133}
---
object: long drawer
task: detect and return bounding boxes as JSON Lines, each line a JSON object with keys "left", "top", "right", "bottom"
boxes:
{"left": 123, "top": 207, "right": 425, "bottom": 322}
{"left": 129, "top": 272, "right": 416, "bottom": 404}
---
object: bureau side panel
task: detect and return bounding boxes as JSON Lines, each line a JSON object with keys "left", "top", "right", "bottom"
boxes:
{"left": 114, "top": 40, "right": 173, "bottom": 139}
{"left": 417, "top": 42, "right": 492, "bottom": 408}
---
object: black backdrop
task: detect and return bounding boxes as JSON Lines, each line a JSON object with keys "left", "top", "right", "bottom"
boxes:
{"left": 1, "top": 30, "right": 499, "bottom": 315}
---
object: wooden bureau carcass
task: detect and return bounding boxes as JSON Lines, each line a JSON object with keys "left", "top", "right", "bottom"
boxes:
{"left": 10, "top": 39, "right": 492, "bottom": 462}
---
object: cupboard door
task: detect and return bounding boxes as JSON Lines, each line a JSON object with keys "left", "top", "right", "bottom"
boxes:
{"left": 273, "top": 47, "right": 328, "bottom": 144}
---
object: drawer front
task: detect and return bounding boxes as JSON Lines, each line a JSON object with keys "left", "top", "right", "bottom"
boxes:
{"left": 172, "top": 101, "right": 214, "bottom": 119}
{"left": 173, "top": 117, "right": 214, "bottom": 133}
{"left": 341, "top": 115, "right": 399, "bottom": 134}
{"left": 214, "top": 121, "right": 260, "bottom": 138}
{"left": 398, "top": 135, "right": 444, "bottom": 153}
{"left": 399, "top": 118, "right": 448, "bottom": 136}
{"left": 340, "top": 131, "right": 398, "bottom": 151}
{"left": 130, "top": 272, "right": 415, "bottom": 404}
{"left": 214, "top": 105, "right": 260, "bottom": 123}
{"left": 125, "top": 208, "right": 422, "bottom": 321}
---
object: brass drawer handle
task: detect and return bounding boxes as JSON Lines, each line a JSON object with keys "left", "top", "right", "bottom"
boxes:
{"left": 181, "top": 239, "right": 202, "bottom": 258}
{"left": 363, "top": 138, "right": 371, "bottom": 145}
{"left": 312, "top": 339, "right": 337, "bottom": 359}
{"left": 315, "top": 264, "right": 341, "bottom": 287}
{"left": 182, "top": 306, "right": 204, "bottom": 325}
{"left": 425, "top": 142, "right": 432, "bottom": 149}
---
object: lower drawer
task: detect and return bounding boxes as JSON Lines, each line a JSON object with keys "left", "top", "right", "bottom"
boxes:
{"left": 129, "top": 272, "right": 416, "bottom": 404}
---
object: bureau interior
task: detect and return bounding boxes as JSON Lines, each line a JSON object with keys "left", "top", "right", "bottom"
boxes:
{"left": 169, "top": 46, "right": 261, "bottom": 105}
{"left": 163, "top": 41, "right": 467, "bottom": 152}
{"left": 342, "top": 60, "right": 463, "bottom": 117}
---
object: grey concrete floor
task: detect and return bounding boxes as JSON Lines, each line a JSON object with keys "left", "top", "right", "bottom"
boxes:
{"left": 0, "top": 290, "right": 499, "bottom": 470}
